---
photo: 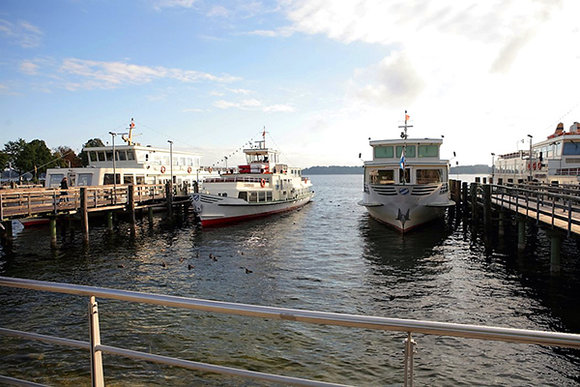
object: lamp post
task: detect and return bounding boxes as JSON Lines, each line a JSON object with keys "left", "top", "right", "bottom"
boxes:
{"left": 168, "top": 140, "right": 173, "bottom": 186}
{"left": 527, "top": 134, "right": 533, "bottom": 181}
{"left": 491, "top": 153, "right": 495, "bottom": 184}
{"left": 109, "top": 131, "right": 128, "bottom": 203}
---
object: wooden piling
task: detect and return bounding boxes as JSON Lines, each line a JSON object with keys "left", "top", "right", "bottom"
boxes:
{"left": 166, "top": 182, "right": 173, "bottom": 217}
{"left": 128, "top": 185, "right": 136, "bottom": 225}
{"left": 470, "top": 183, "right": 478, "bottom": 218}
{"left": 483, "top": 184, "right": 492, "bottom": 228}
{"left": 50, "top": 217, "right": 57, "bottom": 248}
{"left": 148, "top": 207, "right": 154, "bottom": 223}
{"left": 80, "top": 187, "right": 89, "bottom": 243}
{"left": 461, "top": 182, "right": 468, "bottom": 210}
{"left": 517, "top": 217, "right": 526, "bottom": 250}
{"left": 550, "top": 232, "right": 562, "bottom": 272}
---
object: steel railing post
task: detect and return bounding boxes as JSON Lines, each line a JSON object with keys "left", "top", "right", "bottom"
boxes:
{"left": 403, "top": 332, "right": 416, "bottom": 387}
{"left": 88, "top": 296, "right": 104, "bottom": 387}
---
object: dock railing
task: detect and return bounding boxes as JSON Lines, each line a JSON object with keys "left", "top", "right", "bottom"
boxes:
{"left": 1, "top": 276, "right": 580, "bottom": 386}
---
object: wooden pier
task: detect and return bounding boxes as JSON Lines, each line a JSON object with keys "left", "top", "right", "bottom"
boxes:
{"left": 0, "top": 183, "right": 194, "bottom": 246}
{"left": 449, "top": 179, "right": 580, "bottom": 270}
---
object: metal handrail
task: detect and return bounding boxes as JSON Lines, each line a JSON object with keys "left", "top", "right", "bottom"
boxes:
{"left": 1, "top": 276, "right": 580, "bottom": 386}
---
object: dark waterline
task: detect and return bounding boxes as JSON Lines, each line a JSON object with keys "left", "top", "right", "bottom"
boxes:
{"left": 1, "top": 175, "right": 579, "bottom": 386}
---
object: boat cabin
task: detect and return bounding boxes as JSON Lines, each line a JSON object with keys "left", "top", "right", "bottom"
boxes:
{"left": 364, "top": 138, "right": 449, "bottom": 185}
{"left": 45, "top": 144, "right": 202, "bottom": 188}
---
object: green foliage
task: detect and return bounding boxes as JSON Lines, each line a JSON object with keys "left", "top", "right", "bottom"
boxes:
{"left": 53, "top": 146, "right": 82, "bottom": 168}
{"left": 0, "top": 151, "right": 9, "bottom": 170}
{"left": 80, "top": 138, "right": 105, "bottom": 166}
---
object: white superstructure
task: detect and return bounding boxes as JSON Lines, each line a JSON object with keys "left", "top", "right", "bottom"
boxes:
{"left": 45, "top": 120, "right": 218, "bottom": 189}
{"left": 358, "top": 114, "right": 454, "bottom": 232}
{"left": 493, "top": 122, "right": 580, "bottom": 185}
{"left": 191, "top": 132, "right": 313, "bottom": 226}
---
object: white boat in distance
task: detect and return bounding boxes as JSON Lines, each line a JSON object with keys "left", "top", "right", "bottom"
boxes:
{"left": 358, "top": 113, "right": 454, "bottom": 232}
{"left": 192, "top": 131, "right": 314, "bottom": 226}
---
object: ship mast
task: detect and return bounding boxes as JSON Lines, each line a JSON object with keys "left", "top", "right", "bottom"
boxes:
{"left": 398, "top": 111, "right": 412, "bottom": 184}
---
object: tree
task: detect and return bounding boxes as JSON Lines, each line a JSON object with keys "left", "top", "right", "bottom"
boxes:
{"left": 0, "top": 151, "right": 9, "bottom": 170}
{"left": 80, "top": 138, "right": 105, "bottom": 166}
{"left": 14, "top": 139, "right": 55, "bottom": 177}
{"left": 53, "top": 146, "right": 82, "bottom": 168}
{"left": 3, "top": 139, "right": 27, "bottom": 166}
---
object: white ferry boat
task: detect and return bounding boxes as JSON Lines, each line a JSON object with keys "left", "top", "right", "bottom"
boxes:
{"left": 45, "top": 120, "right": 218, "bottom": 189}
{"left": 493, "top": 122, "right": 580, "bottom": 185}
{"left": 358, "top": 113, "right": 454, "bottom": 232}
{"left": 191, "top": 132, "right": 314, "bottom": 226}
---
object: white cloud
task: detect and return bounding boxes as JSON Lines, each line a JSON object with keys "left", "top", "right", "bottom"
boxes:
{"left": 281, "top": 0, "right": 580, "bottom": 165}
{"left": 207, "top": 5, "right": 229, "bottom": 18}
{"left": 19, "top": 60, "right": 40, "bottom": 75}
{"left": 0, "top": 18, "right": 43, "bottom": 48}
{"left": 153, "top": 0, "right": 196, "bottom": 10}
{"left": 57, "top": 58, "right": 239, "bottom": 90}
{"left": 214, "top": 98, "right": 295, "bottom": 112}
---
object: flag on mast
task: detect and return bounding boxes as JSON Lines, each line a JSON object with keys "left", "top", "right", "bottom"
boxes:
{"left": 405, "top": 112, "right": 410, "bottom": 121}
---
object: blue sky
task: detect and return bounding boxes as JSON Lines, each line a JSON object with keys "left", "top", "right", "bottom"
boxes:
{"left": 1, "top": 0, "right": 580, "bottom": 168}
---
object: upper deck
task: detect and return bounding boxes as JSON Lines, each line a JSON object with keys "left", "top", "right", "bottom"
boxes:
{"left": 84, "top": 145, "right": 201, "bottom": 170}
{"left": 366, "top": 138, "right": 447, "bottom": 166}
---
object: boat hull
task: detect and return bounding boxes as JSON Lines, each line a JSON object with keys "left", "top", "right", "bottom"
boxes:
{"left": 192, "top": 192, "right": 313, "bottom": 226}
{"left": 359, "top": 183, "right": 453, "bottom": 232}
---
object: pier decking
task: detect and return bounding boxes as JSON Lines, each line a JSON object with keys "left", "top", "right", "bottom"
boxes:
{"left": 0, "top": 183, "right": 193, "bottom": 245}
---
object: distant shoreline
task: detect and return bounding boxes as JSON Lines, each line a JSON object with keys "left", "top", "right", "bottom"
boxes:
{"left": 303, "top": 165, "right": 491, "bottom": 175}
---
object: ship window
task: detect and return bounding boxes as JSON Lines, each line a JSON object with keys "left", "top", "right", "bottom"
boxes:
{"left": 374, "top": 146, "right": 394, "bottom": 158}
{"left": 89, "top": 152, "right": 97, "bottom": 162}
{"left": 266, "top": 191, "right": 272, "bottom": 201}
{"left": 136, "top": 176, "right": 145, "bottom": 184}
{"left": 77, "top": 173, "right": 92, "bottom": 186}
{"left": 418, "top": 145, "right": 439, "bottom": 157}
{"left": 370, "top": 169, "right": 394, "bottom": 184}
{"left": 123, "top": 175, "right": 134, "bottom": 184}
{"left": 399, "top": 168, "right": 410, "bottom": 183}
{"left": 104, "top": 173, "right": 120, "bottom": 184}
{"left": 416, "top": 169, "right": 442, "bottom": 184}
{"left": 238, "top": 192, "right": 248, "bottom": 201}
{"left": 106, "top": 151, "right": 113, "bottom": 161}
{"left": 49, "top": 173, "right": 65, "bottom": 187}
{"left": 396, "top": 145, "right": 416, "bottom": 158}
{"left": 117, "top": 150, "right": 127, "bottom": 161}
{"left": 258, "top": 191, "right": 266, "bottom": 201}
{"left": 127, "top": 151, "right": 135, "bottom": 160}
{"left": 98, "top": 152, "right": 106, "bottom": 162}
{"left": 248, "top": 192, "right": 257, "bottom": 202}
{"left": 563, "top": 142, "right": 580, "bottom": 155}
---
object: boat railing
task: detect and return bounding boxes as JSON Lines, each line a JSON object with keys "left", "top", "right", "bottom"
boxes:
{"left": 204, "top": 177, "right": 267, "bottom": 184}
{"left": 1, "top": 276, "right": 579, "bottom": 387}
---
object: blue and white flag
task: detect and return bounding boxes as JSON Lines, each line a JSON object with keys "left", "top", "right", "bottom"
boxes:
{"left": 399, "top": 154, "right": 405, "bottom": 170}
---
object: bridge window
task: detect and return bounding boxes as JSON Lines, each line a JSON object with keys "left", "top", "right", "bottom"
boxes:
{"left": 418, "top": 145, "right": 439, "bottom": 157}
{"left": 89, "top": 152, "right": 97, "bottom": 162}
{"left": 416, "top": 169, "right": 442, "bottom": 184}
{"left": 373, "top": 146, "right": 394, "bottom": 158}
{"left": 396, "top": 145, "right": 416, "bottom": 158}
{"left": 98, "top": 152, "right": 106, "bottom": 162}
{"left": 127, "top": 150, "right": 135, "bottom": 160}
{"left": 369, "top": 169, "right": 395, "bottom": 184}
{"left": 117, "top": 150, "right": 127, "bottom": 161}
{"left": 563, "top": 142, "right": 580, "bottom": 155}
{"left": 106, "top": 151, "right": 113, "bottom": 161}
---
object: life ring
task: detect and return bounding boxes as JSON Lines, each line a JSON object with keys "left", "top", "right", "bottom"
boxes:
{"left": 187, "top": 166, "right": 192, "bottom": 173}
{"left": 209, "top": 167, "right": 213, "bottom": 173}
{"left": 160, "top": 166, "right": 166, "bottom": 173}
{"left": 260, "top": 179, "right": 266, "bottom": 188}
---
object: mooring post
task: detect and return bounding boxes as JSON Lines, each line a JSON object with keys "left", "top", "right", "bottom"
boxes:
{"left": 498, "top": 210, "right": 505, "bottom": 236}
{"left": 550, "top": 232, "right": 562, "bottom": 272}
{"left": 106, "top": 212, "right": 113, "bottom": 231}
{"left": 461, "top": 182, "right": 468, "bottom": 210}
{"left": 1, "top": 220, "right": 14, "bottom": 250}
{"left": 49, "top": 217, "right": 57, "bottom": 248}
{"left": 483, "top": 184, "right": 492, "bottom": 228}
{"left": 148, "top": 206, "right": 154, "bottom": 223}
{"left": 128, "top": 185, "right": 136, "bottom": 225}
{"left": 470, "top": 182, "right": 478, "bottom": 219}
{"left": 517, "top": 217, "right": 526, "bottom": 250}
{"left": 166, "top": 182, "right": 173, "bottom": 217}
{"left": 80, "top": 187, "right": 89, "bottom": 243}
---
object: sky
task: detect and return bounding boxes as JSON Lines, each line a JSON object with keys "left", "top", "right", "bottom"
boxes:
{"left": 1, "top": 0, "right": 580, "bottom": 169}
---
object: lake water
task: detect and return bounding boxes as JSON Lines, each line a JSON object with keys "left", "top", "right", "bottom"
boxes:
{"left": 1, "top": 174, "right": 579, "bottom": 386}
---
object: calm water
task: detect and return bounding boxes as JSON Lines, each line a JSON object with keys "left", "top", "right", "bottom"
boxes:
{"left": 1, "top": 174, "right": 579, "bottom": 386}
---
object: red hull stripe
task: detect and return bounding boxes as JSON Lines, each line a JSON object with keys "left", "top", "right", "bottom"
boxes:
{"left": 201, "top": 202, "right": 308, "bottom": 227}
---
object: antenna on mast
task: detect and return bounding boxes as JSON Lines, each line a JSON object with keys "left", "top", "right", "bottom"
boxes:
{"left": 122, "top": 118, "right": 136, "bottom": 145}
